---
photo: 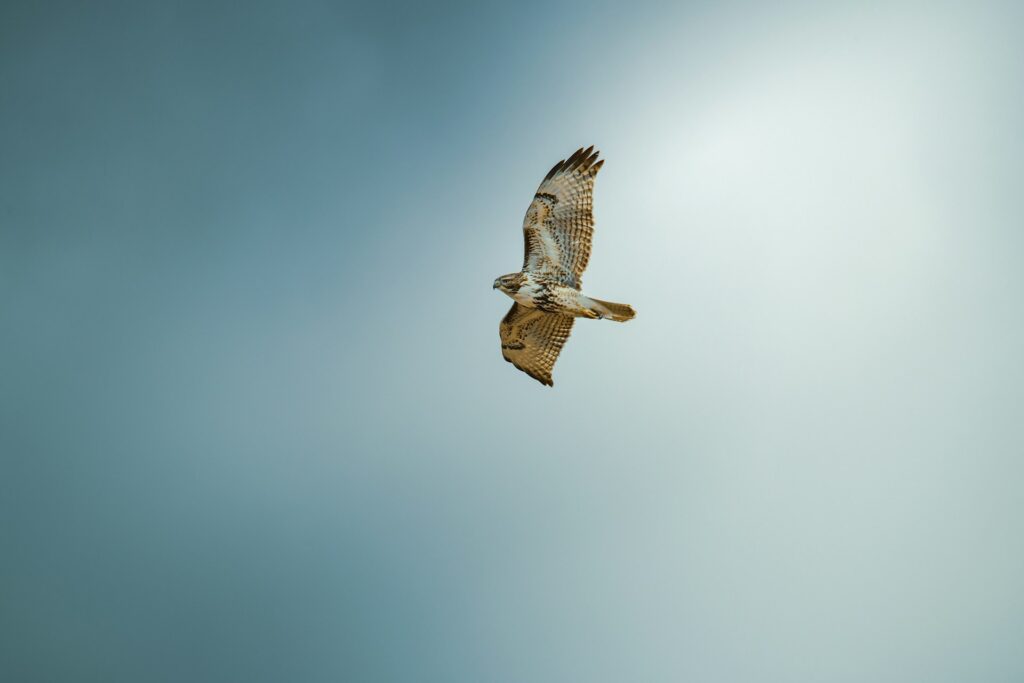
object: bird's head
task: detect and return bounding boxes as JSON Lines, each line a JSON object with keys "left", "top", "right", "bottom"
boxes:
{"left": 493, "top": 273, "right": 522, "bottom": 295}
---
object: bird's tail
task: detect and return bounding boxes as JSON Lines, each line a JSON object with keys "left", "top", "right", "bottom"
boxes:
{"left": 590, "top": 297, "right": 636, "bottom": 322}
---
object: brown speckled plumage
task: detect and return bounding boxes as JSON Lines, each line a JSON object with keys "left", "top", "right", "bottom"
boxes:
{"left": 523, "top": 145, "right": 602, "bottom": 289}
{"left": 495, "top": 146, "right": 634, "bottom": 387}
{"left": 499, "top": 303, "right": 575, "bottom": 387}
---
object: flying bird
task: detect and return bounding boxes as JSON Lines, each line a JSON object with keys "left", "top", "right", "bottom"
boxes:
{"left": 493, "top": 146, "right": 635, "bottom": 386}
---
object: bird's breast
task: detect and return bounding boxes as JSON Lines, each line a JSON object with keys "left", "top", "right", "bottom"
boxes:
{"left": 512, "top": 279, "right": 544, "bottom": 307}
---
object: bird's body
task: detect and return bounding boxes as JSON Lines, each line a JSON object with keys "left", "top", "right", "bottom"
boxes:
{"left": 500, "top": 272, "right": 575, "bottom": 314}
{"left": 504, "top": 272, "right": 630, "bottom": 320}
{"left": 493, "top": 146, "right": 635, "bottom": 386}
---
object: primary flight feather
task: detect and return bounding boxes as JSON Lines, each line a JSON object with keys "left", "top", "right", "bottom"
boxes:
{"left": 493, "top": 146, "right": 636, "bottom": 387}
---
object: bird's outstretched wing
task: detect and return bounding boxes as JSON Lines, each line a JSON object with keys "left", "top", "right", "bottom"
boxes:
{"left": 521, "top": 146, "right": 604, "bottom": 288}
{"left": 499, "top": 303, "right": 575, "bottom": 387}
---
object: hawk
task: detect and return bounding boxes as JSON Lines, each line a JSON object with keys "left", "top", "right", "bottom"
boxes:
{"left": 493, "top": 146, "right": 636, "bottom": 386}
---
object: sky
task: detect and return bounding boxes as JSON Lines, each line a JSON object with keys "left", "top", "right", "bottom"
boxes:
{"left": 2, "top": 1, "right": 1023, "bottom": 681}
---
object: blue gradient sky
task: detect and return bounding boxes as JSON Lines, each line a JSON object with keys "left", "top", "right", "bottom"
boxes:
{"left": 3, "top": 1, "right": 1023, "bottom": 681}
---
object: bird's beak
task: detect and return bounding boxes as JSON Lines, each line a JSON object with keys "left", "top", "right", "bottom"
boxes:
{"left": 493, "top": 281, "right": 500, "bottom": 289}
